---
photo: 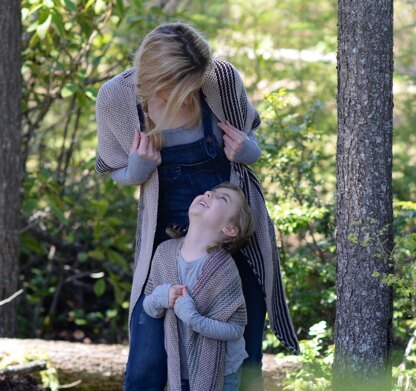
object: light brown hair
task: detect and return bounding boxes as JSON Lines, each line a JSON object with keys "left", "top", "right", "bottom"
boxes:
{"left": 207, "top": 182, "right": 256, "bottom": 254}
{"left": 167, "top": 183, "right": 255, "bottom": 254}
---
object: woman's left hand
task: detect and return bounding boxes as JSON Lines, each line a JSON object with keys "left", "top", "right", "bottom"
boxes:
{"left": 218, "top": 121, "right": 247, "bottom": 162}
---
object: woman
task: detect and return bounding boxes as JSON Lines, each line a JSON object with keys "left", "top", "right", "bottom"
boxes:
{"left": 96, "top": 22, "right": 299, "bottom": 391}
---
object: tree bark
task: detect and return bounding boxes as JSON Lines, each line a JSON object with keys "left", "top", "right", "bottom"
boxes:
{"left": 0, "top": 0, "right": 22, "bottom": 337}
{"left": 334, "top": 1, "right": 394, "bottom": 390}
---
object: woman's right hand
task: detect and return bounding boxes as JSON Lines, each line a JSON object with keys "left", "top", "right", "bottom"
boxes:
{"left": 130, "top": 130, "right": 161, "bottom": 165}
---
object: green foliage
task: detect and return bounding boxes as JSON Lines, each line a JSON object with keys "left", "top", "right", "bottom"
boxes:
{"left": 257, "top": 90, "right": 336, "bottom": 343}
{"left": 19, "top": 0, "right": 136, "bottom": 341}
{"left": 279, "top": 321, "right": 333, "bottom": 390}
{"left": 0, "top": 350, "right": 60, "bottom": 390}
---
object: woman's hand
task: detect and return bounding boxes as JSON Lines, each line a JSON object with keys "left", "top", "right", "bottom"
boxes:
{"left": 218, "top": 121, "right": 247, "bottom": 162}
{"left": 130, "top": 129, "right": 161, "bottom": 164}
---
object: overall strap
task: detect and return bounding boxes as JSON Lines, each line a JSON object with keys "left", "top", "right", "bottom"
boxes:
{"left": 136, "top": 103, "right": 146, "bottom": 131}
{"left": 201, "top": 97, "right": 217, "bottom": 159}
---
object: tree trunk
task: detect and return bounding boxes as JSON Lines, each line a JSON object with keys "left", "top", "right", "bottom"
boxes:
{"left": 334, "top": 1, "right": 394, "bottom": 390}
{"left": 0, "top": 1, "right": 22, "bottom": 337}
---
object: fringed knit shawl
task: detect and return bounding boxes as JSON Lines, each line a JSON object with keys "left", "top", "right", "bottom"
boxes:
{"left": 95, "top": 59, "right": 300, "bottom": 355}
{"left": 145, "top": 239, "right": 246, "bottom": 391}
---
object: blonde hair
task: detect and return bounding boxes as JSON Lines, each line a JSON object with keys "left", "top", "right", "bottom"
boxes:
{"left": 134, "top": 23, "right": 212, "bottom": 149}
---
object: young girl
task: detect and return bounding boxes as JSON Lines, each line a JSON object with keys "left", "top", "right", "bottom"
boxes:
{"left": 143, "top": 183, "right": 255, "bottom": 391}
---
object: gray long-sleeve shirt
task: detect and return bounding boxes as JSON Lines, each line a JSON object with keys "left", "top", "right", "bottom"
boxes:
{"left": 143, "top": 251, "right": 247, "bottom": 378}
{"left": 109, "top": 112, "right": 262, "bottom": 185}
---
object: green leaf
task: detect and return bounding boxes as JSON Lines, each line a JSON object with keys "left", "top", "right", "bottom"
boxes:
{"left": 51, "top": 10, "right": 65, "bottom": 36}
{"left": 77, "top": 252, "right": 88, "bottom": 262}
{"left": 94, "top": 279, "right": 106, "bottom": 297}
{"left": 63, "top": 0, "right": 77, "bottom": 12}
{"left": 61, "top": 83, "right": 78, "bottom": 98}
{"left": 94, "top": 0, "right": 106, "bottom": 14}
{"left": 43, "top": 0, "right": 54, "bottom": 8}
{"left": 88, "top": 249, "right": 105, "bottom": 260}
{"left": 36, "top": 14, "right": 52, "bottom": 39}
{"left": 45, "top": 194, "right": 66, "bottom": 223}
{"left": 107, "top": 250, "right": 128, "bottom": 269}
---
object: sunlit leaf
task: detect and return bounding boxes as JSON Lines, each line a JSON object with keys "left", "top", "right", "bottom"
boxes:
{"left": 36, "top": 14, "right": 52, "bottom": 39}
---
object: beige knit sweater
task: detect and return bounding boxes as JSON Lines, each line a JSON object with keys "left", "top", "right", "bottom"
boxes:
{"left": 95, "top": 60, "right": 300, "bottom": 354}
{"left": 145, "top": 238, "right": 246, "bottom": 391}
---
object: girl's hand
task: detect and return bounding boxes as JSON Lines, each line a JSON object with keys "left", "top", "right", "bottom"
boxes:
{"left": 218, "top": 121, "right": 247, "bottom": 162}
{"left": 130, "top": 130, "right": 161, "bottom": 164}
{"left": 168, "top": 284, "right": 186, "bottom": 308}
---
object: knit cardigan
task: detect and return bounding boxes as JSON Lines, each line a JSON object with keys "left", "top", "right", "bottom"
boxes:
{"left": 95, "top": 59, "right": 300, "bottom": 355}
{"left": 145, "top": 238, "right": 246, "bottom": 391}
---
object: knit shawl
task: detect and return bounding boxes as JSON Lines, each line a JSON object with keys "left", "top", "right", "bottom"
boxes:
{"left": 144, "top": 238, "right": 246, "bottom": 391}
{"left": 95, "top": 60, "right": 300, "bottom": 355}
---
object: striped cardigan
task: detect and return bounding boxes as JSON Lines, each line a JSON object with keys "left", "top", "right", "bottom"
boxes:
{"left": 145, "top": 238, "right": 247, "bottom": 391}
{"left": 95, "top": 59, "right": 300, "bottom": 355}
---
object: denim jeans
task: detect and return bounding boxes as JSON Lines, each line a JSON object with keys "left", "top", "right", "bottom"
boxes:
{"left": 123, "top": 294, "right": 167, "bottom": 391}
{"left": 180, "top": 367, "right": 242, "bottom": 391}
{"left": 234, "top": 251, "right": 266, "bottom": 391}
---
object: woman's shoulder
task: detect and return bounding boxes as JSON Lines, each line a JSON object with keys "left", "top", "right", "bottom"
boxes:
{"left": 102, "top": 68, "right": 136, "bottom": 89}
{"left": 203, "top": 59, "right": 244, "bottom": 102}
{"left": 210, "top": 60, "right": 243, "bottom": 83}
{"left": 96, "top": 68, "right": 137, "bottom": 106}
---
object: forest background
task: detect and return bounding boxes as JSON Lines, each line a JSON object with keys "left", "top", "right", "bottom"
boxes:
{"left": 11, "top": 0, "right": 416, "bottom": 389}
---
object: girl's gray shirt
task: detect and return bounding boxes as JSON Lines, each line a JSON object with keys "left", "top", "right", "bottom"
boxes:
{"left": 143, "top": 251, "right": 248, "bottom": 378}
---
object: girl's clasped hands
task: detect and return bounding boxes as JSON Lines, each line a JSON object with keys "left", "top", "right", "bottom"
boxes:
{"left": 168, "top": 284, "right": 188, "bottom": 308}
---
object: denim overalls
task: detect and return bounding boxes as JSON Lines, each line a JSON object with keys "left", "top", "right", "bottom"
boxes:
{"left": 123, "top": 99, "right": 266, "bottom": 391}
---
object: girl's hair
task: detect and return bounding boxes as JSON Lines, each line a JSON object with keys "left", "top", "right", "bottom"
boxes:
{"left": 207, "top": 182, "right": 256, "bottom": 254}
{"left": 167, "top": 183, "right": 256, "bottom": 254}
{"left": 134, "top": 23, "right": 212, "bottom": 149}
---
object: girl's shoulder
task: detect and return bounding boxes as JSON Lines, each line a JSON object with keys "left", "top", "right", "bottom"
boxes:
{"left": 155, "top": 237, "right": 184, "bottom": 257}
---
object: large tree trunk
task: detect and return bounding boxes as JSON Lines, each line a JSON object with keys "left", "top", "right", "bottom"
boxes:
{"left": 0, "top": 1, "right": 22, "bottom": 337}
{"left": 334, "top": 1, "right": 394, "bottom": 390}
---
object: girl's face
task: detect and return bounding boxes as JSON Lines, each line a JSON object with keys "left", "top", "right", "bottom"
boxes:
{"left": 189, "top": 187, "right": 240, "bottom": 233}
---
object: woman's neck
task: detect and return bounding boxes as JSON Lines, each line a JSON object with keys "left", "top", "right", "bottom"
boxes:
{"left": 147, "top": 94, "right": 192, "bottom": 129}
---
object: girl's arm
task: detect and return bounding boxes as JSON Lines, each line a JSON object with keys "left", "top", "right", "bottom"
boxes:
{"left": 174, "top": 295, "right": 244, "bottom": 341}
{"left": 143, "top": 283, "right": 171, "bottom": 318}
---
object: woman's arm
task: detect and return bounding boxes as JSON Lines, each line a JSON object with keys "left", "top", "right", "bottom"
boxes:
{"left": 108, "top": 130, "right": 161, "bottom": 185}
{"left": 174, "top": 294, "right": 244, "bottom": 341}
{"left": 95, "top": 74, "right": 139, "bottom": 173}
{"left": 109, "top": 152, "right": 158, "bottom": 185}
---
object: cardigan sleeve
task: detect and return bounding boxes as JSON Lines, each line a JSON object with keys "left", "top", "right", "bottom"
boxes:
{"left": 174, "top": 294, "right": 244, "bottom": 341}
{"left": 95, "top": 72, "right": 140, "bottom": 173}
{"left": 203, "top": 60, "right": 261, "bottom": 137}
